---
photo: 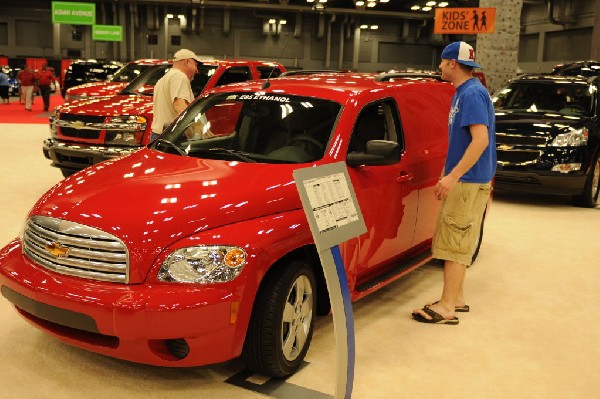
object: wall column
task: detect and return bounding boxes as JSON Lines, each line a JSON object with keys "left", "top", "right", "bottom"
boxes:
{"left": 476, "top": 0, "right": 523, "bottom": 93}
{"left": 591, "top": 0, "right": 600, "bottom": 59}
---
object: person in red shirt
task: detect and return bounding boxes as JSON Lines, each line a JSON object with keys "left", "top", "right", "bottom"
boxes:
{"left": 17, "top": 65, "right": 36, "bottom": 111}
{"left": 37, "top": 64, "right": 58, "bottom": 112}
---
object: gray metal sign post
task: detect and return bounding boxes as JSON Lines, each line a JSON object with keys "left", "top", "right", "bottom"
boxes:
{"left": 293, "top": 162, "right": 367, "bottom": 399}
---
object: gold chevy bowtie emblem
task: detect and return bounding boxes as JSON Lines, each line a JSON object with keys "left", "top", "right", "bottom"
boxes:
{"left": 72, "top": 121, "right": 85, "bottom": 130}
{"left": 45, "top": 242, "right": 70, "bottom": 257}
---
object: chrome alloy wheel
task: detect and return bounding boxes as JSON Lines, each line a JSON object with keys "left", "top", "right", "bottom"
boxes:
{"left": 281, "top": 274, "right": 313, "bottom": 362}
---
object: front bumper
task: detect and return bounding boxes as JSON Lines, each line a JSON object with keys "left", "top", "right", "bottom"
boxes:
{"left": 43, "top": 138, "right": 141, "bottom": 172}
{"left": 0, "top": 240, "right": 242, "bottom": 367}
{"left": 494, "top": 168, "right": 587, "bottom": 196}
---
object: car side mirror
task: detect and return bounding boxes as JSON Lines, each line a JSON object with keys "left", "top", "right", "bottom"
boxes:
{"left": 346, "top": 140, "right": 399, "bottom": 167}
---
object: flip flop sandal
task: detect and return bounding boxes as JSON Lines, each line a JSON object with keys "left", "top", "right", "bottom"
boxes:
{"left": 412, "top": 307, "right": 459, "bottom": 325}
{"left": 426, "top": 300, "right": 470, "bottom": 313}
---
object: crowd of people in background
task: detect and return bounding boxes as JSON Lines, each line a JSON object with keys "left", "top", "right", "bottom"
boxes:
{"left": 0, "top": 63, "right": 60, "bottom": 111}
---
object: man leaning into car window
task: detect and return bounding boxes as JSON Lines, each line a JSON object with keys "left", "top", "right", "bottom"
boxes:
{"left": 412, "top": 42, "right": 496, "bottom": 325}
{"left": 151, "top": 49, "right": 202, "bottom": 141}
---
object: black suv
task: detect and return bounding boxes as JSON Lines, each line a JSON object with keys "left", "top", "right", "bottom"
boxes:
{"left": 492, "top": 74, "right": 600, "bottom": 207}
{"left": 61, "top": 59, "right": 124, "bottom": 97}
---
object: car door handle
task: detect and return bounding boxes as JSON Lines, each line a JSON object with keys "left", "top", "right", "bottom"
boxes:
{"left": 396, "top": 172, "right": 414, "bottom": 183}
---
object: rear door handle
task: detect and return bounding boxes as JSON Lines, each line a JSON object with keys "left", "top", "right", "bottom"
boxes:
{"left": 396, "top": 172, "right": 414, "bottom": 183}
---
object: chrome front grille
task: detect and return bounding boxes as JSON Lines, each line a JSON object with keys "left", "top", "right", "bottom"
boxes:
{"left": 22, "top": 216, "right": 129, "bottom": 283}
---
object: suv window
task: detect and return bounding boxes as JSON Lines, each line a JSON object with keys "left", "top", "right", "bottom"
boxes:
{"left": 216, "top": 67, "right": 252, "bottom": 86}
{"left": 493, "top": 81, "right": 593, "bottom": 116}
{"left": 347, "top": 100, "right": 404, "bottom": 158}
{"left": 257, "top": 66, "right": 283, "bottom": 79}
{"left": 109, "top": 63, "right": 156, "bottom": 83}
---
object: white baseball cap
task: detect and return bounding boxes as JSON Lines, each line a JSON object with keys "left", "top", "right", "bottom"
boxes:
{"left": 172, "top": 49, "right": 204, "bottom": 64}
{"left": 441, "top": 41, "right": 481, "bottom": 68}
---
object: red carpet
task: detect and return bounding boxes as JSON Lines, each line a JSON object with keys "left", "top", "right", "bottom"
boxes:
{"left": 0, "top": 94, "right": 65, "bottom": 124}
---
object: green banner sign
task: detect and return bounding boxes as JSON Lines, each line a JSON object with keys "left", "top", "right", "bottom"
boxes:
{"left": 52, "top": 2, "right": 95, "bottom": 25}
{"left": 92, "top": 25, "right": 123, "bottom": 42}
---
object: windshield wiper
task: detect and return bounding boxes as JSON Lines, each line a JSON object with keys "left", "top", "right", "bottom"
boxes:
{"left": 153, "top": 139, "right": 188, "bottom": 156}
{"left": 192, "top": 148, "right": 257, "bottom": 162}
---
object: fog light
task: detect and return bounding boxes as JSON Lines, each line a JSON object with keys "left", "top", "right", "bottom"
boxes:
{"left": 551, "top": 163, "right": 581, "bottom": 173}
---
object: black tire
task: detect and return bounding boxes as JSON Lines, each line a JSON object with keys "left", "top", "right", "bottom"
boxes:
{"left": 572, "top": 155, "right": 600, "bottom": 208}
{"left": 242, "top": 260, "right": 316, "bottom": 377}
{"left": 60, "top": 168, "right": 77, "bottom": 178}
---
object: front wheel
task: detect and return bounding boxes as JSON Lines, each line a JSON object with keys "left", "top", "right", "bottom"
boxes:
{"left": 60, "top": 168, "right": 77, "bottom": 178}
{"left": 242, "top": 260, "right": 316, "bottom": 377}
{"left": 572, "top": 155, "right": 600, "bottom": 208}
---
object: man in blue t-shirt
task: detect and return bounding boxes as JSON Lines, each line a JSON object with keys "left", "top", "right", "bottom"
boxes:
{"left": 412, "top": 41, "right": 496, "bottom": 325}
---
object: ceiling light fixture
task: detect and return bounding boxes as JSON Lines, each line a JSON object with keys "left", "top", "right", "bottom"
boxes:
{"left": 438, "top": 1, "right": 449, "bottom": 6}
{"left": 426, "top": 1, "right": 437, "bottom": 6}
{"left": 411, "top": 5, "right": 421, "bottom": 10}
{"left": 422, "top": 6, "right": 432, "bottom": 11}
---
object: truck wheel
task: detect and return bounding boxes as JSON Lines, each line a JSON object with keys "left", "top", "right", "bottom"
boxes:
{"left": 572, "top": 155, "right": 600, "bottom": 208}
{"left": 243, "top": 260, "right": 316, "bottom": 377}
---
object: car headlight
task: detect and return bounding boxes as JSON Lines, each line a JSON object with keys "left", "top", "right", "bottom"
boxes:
{"left": 105, "top": 115, "right": 148, "bottom": 144}
{"left": 549, "top": 127, "right": 588, "bottom": 147}
{"left": 65, "top": 94, "right": 87, "bottom": 102}
{"left": 49, "top": 109, "right": 59, "bottom": 137}
{"left": 158, "top": 245, "right": 247, "bottom": 283}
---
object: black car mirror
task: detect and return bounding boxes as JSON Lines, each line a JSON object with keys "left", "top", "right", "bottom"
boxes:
{"left": 347, "top": 140, "right": 399, "bottom": 167}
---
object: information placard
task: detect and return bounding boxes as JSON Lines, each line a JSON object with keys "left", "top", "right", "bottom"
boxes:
{"left": 294, "top": 162, "right": 366, "bottom": 253}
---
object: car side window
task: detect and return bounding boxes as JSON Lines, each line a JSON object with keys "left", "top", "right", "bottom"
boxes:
{"left": 257, "top": 66, "right": 282, "bottom": 79}
{"left": 347, "top": 100, "right": 404, "bottom": 160}
{"left": 216, "top": 67, "right": 252, "bottom": 86}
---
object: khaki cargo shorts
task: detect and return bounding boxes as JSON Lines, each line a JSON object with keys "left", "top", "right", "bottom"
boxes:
{"left": 432, "top": 181, "right": 492, "bottom": 266}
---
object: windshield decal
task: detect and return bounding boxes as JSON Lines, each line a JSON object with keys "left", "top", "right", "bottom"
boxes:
{"left": 239, "top": 94, "right": 290, "bottom": 103}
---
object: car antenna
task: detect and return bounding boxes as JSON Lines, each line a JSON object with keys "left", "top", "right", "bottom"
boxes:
{"left": 261, "top": 31, "right": 291, "bottom": 90}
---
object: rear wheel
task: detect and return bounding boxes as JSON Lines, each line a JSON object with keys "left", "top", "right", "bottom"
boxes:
{"left": 572, "top": 155, "right": 600, "bottom": 208}
{"left": 242, "top": 260, "right": 316, "bottom": 377}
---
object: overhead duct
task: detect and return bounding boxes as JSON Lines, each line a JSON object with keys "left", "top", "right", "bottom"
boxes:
{"left": 224, "top": 9, "right": 230, "bottom": 34}
{"left": 294, "top": 13, "right": 302, "bottom": 37}
{"left": 317, "top": 14, "right": 325, "bottom": 39}
{"left": 132, "top": 4, "right": 139, "bottom": 30}
{"left": 339, "top": 15, "right": 348, "bottom": 70}
{"left": 546, "top": 0, "right": 576, "bottom": 27}
{"left": 416, "top": 18, "right": 427, "bottom": 41}
{"left": 198, "top": 7, "right": 205, "bottom": 33}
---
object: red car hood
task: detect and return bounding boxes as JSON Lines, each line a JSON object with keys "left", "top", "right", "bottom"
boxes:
{"left": 30, "top": 149, "right": 303, "bottom": 283}
{"left": 57, "top": 94, "right": 154, "bottom": 117}
{"left": 67, "top": 82, "right": 128, "bottom": 97}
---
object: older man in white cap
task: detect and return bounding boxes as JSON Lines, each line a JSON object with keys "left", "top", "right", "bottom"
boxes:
{"left": 151, "top": 49, "right": 203, "bottom": 140}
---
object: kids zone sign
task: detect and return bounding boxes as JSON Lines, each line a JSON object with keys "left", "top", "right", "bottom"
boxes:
{"left": 434, "top": 8, "right": 496, "bottom": 35}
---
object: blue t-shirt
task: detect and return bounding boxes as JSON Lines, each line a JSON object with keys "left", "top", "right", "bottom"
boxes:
{"left": 445, "top": 77, "right": 496, "bottom": 183}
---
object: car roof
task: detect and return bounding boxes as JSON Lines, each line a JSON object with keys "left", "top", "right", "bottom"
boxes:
{"left": 128, "top": 59, "right": 169, "bottom": 65}
{"left": 207, "top": 72, "right": 451, "bottom": 103}
{"left": 511, "top": 74, "right": 598, "bottom": 84}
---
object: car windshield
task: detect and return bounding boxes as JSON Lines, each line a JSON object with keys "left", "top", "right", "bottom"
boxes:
{"left": 119, "top": 65, "right": 218, "bottom": 97}
{"left": 552, "top": 64, "right": 600, "bottom": 77}
{"left": 109, "top": 63, "right": 155, "bottom": 83}
{"left": 493, "top": 81, "right": 595, "bottom": 116}
{"left": 151, "top": 92, "right": 341, "bottom": 164}
{"left": 66, "top": 62, "right": 121, "bottom": 81}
